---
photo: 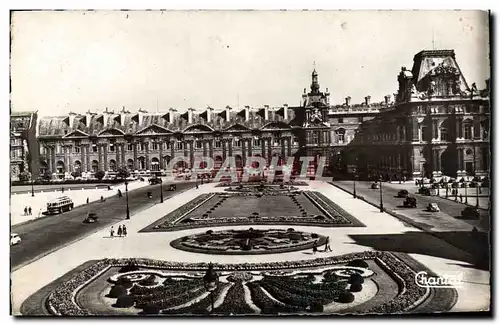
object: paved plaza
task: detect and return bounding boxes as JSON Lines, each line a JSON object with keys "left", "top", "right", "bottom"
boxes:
{"left": 11, "top": 180, "right": 490, "bottom": 315}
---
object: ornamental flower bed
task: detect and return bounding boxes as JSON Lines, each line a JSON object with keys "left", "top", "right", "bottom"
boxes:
{"left": 213, "top": 280, "right": 255, "bottom": 315}
{"left": 43, "top": 251, "right": 433, "bottom": 316}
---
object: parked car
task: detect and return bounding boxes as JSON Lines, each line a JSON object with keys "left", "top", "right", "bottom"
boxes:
{"left": 371, "top": 182, "right": 380, "bottom": 189}
{"left": 10, "top": 233, "right": 21, "bottom": 246}
{"left": 461, "top": 207, "right": 480, "bottom": 219}
{"left": 403, "top": 197, "right": 417, "bottom": 208}
{"left": 427, "top": 203, "right": 440, "bottom": 212}
{"left": 168, "top": 184, "right": 177, "bottom": 191}
{"left": 397, "top": 189, "right": 409, "bottom": 198}
{"left": 149, "top": 178, "right": 162, "bottom": 185}
{"left": 418, "top": 187, "right": 431, "bottom": 196}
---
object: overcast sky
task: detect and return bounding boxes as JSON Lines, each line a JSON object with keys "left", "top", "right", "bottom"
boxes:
{"left": 10, "top": 10, "right": 490, "bottom": 116}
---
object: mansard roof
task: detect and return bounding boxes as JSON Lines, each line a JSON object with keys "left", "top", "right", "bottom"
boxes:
{"left": 37, "top": 105, "right": 297, "bottom": 138}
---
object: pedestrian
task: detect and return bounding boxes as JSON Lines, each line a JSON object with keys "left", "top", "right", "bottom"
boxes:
{"left": 24, "top": 207, "right": 27, "bottom": 216}
{"left": 122, "top": 225, "right": 127, "bottom": 237}
{"left": 459, "top": 194, "right": 463, "bottom": 203}
{"left": 324, "top": 236, "right": 332, "bottom": 252}
{"left": 28, "top": 206, "right": 32, "bottom": 215}
{"left": 110, "top": 226, "right": 114, "bottom": 237}
{"left": 86, "top": 197, "right": 89, "bottom": 204}
{"left": 61, "top": 187, "right": 64, "bottom": 193}
{"left": 38, "top": 208, "right": 42, "bottom": 218}
{"left": 101, "top": 195, "right": 104, "bottom": 202}
{"left": 196, "top": 183, "right": 199, "bottom": 189}
{"left": 312, "top": 240, "right": 318, "bottom": 254}
{"left": 117, "top": 225, "right": 123, "bottom": 237}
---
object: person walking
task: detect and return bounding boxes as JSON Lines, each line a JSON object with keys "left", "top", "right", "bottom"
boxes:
{"left": 24, "top": 207, "right": 27, "bottom": 216}
{"left": 38, "top": 208, "right": 42, "bottom": 218}
{"left": 459, "top": 194, "right": 463, "bottom": 203}
{"left": 86, "top": 197, "right": 89, "bottom": 204}
{"left": 122, "top": 225, "right": 127, "bottom": 237}
{"left": 324, "top": 236, "right": 332, "bottom": 252}
{"left": 110, "top": 226, "right": 114, "bottom": 237}
{"left": 28, "top": 206, "right": 32, "bottom": 216}
{"left": 117, "top": 225, "right": 123, "bottom": 237}
{"left": 312, "top": 240, "right": 318, "bottom": 254}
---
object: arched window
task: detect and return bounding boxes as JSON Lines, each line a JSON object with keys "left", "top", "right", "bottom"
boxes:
{"left": 109, "top": 159, "right": 117, "bottom": 172}
{"left": 440, "top": 121, "right": 448, "bottom": 141}
{"left": 91, "top": 160, "right": 99, "bottom": 173}
{"left": 151, "top": 157, "right": 160, "bottom": 171}
{"left": 138, "top": 157, "right": 146, "bottom": 170}
{"left": 56, "top": 161, "right": 65, "bottom": 174}
{"left": 73, "top": 160, "right": 81, "bottom": 172}
{"left": 127, "top": 159, "right": 134, "bottom": 171}
{"left": 464, "top": 121, "right": 473, "bottom": 140}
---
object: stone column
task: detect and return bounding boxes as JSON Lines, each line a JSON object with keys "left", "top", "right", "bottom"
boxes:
{"left": 188, "top": 140, "right": 194, "bottom": 168}
{"left": 121, "top": 144, "right": 126, "bottom": 169}
{"left": 203, "top": 141, "right": 208, "bottom": 157}
{"left": 222, "top": 140, "right": 227, "bottom": 161}
{"left": 67, "top": 146, "right": 72, "bottom": 173}
{"left": 103, "top": 144, "right": 108, "bottom": 171}
{"left": 133, "top": 143, "right": 138, "bottom": 170}
{"left": 457, "top": 148, "right": 463, "bottom": 171}
{"left": 228, "top": 139, "right": 233, "bottom": 158}
{"left": 241, "top": 138, "right": 247, "bottom": 164}
{"left": 170, "top": 141, "right": 175, "bottom": 162}
{"left": 432, "top": 120, "right": 438, "bottom": 140}
{"left": 98, "top": 144, "right": 103, "bottom": 171}
{"left": 412, "top": 119, "right": 419, "bottom": 141}
{"left": 115, "top": 144, "right": 120, "bottom": 167}
{"left": 267, "top": 137, "right": 272, "bottom": 164}
{"left": 145, "top": 143, "right": 150, "bottom": 170}
{"left": 261, "top": 138, "right": 266, "bottom": 160}
{"left": 159, "top": 141, "right": 164, "bottom": 170}
{"left": 47, "top": 146, "right": 53, "bottom": 173}
{"left": 208, "top": 140, "right": 214, "bottom": 158}
{"left": 80, "top": 145, "right": 85, "bottom": 172}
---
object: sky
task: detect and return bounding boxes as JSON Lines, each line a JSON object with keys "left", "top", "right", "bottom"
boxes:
{"left": 10, "top": 10, "right": 490, "bottom": 117}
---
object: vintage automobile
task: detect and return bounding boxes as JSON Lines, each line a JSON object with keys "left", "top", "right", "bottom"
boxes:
{"left": 10, "top": 233, "right": 21, "bottom": 245}
{"left": 427, "top": 203, "right": 440, "bottom": 212}
{"left": 461, "top": 207, "right": 480, "bottom": 219}
{"left": 149, "top": 178, "right": 162, "bottom": 185}
{"left": 403, "top": 197, "right": 417, "bottom": 208}
{"left": 168, "top": 184, "right": 176, "bottom": 191}
{"left": 46, "top": 196, "right": 75, "bottom": 215}
{"left": 397, "top": 189, "right": 409, "bottom": 198}
{"left": 371, "top": 182, "right": 380, "bottom": 189}
{"left": 83, "top": 213, "right": 99, "bottom": 224}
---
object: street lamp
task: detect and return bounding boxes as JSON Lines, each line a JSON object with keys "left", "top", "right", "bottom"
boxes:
{"left": 160, "top": 178, "right": 164, "bottom": 203}
{"left": 203, "top": 262, "right": 219, "bottom": 314}
{"left": 353, "top": 172, "right": 357, "bottom": 199}
{"left": 125, "top": 181, "right": 130, "bottom": 220}
{"left": 464, "top": 182, "right": 468, "bottom": 205}
{"left": 31, "top": 179, "right": 35, "bottom": 197}
{"left": 379, "top": 176, "right": 384, "bottom": 212}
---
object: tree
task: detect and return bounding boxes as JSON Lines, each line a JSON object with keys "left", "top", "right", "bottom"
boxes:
{"left": 95, "top": 170, "right": 106, "bottom": 180}
{"left": 41, "top": 171, "right": 52, "bottom": 181}
{"left": 116, "top": 167, "right": 130, "bottom": 179}
{"left": 18, "top": 171, "right": 30, "bottom": 182}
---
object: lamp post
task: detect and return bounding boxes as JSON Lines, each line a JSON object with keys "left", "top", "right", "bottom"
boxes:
{"left": 464, "top": 182, "right": 468, "bottom": 205}
{"left": 353, "top": 172, "right": 357, "bottom": 199}
{"left": 160, "top": 178, "right": 164, "bottom": 203}
{"left": 203, "top": 262, "right": 219, "bottom": 314}
{"left": 125, "top": 181, "right": 130, "bottom": 219}
{"left": 379, "top": 176, "right": 384, "bottom": 212}
{"left": 31, "top": 179, "right": 35, "bottom": 197}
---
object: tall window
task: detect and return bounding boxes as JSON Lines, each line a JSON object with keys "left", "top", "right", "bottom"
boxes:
{"left": 338, "top": 134, "right": 345, "bottom": 144}
{"left": 152, "top": 143, "right": 158, "bottom": 150}
{"left": 440, "top": 128, "right": 448, "bottom": 141}
{"left": 234, "top": 139, "right": 241, "bottom": 147}
{"left": 253, "top": 139, "right": 261, "bottom": 146}
{"left": 92, "top": 144, "right": 97, "bottom": 152}
{"left": 312, "top": 132, "right": 319, "bottom": 144}
{"left": 140, "top": 143, "right": 146, "bottom": 151}
{"left": 215, "top": 140, "right": 221, "bottom": 148}
{"left": 127, "top": 144, "right": 133, "bottom": 151}
{"left": 464, "top": 123, "right": 472, "bottom": 140}
{"left": 165, "top": 142, "right": 170, "bottom": 149}
{"left": 109, "top": 143, "right": 115, "bottom": 152}
{"left": 196, "top": 141, "right": 202, "bottom": 149}
{"left": 75, "top": 146, "right": 80, "bottom": 153}
{"left": 273, "top": 138, "right": 279, "bottom": 146}
{"left": 176, "top": 141, "right": 184, "bottom": 150}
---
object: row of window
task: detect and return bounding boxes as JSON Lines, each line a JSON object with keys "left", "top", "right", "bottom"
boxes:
{"left": 42, "top": 138, "right": 301, "bottom": 155}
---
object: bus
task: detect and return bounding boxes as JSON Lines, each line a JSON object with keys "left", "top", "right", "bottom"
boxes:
{"left": 46, "top": 196, "right": 75, "bottom": 215}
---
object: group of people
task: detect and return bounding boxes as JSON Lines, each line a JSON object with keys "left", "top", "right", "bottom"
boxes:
{"left": 23, "top": 206, "right": 32, "bottom": 216}
{"left": 312, "top": 236, "right": 332, "bottom": 254}
{"left": 110, "top": 225, "right": 128, "bottom": 237}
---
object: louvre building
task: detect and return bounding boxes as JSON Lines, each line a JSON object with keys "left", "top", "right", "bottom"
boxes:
{"left": 35, "top": 49, "right": 490, "bottom": 180}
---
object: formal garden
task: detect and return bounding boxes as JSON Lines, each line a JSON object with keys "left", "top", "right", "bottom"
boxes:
{"left": 21, "top": 251, "right": 458, "bottom": 316}
{"left": 170, "top": 228, "right": 328, "bottom": 255}
{"left": 140, "top": 189, "right": 365, "bottom": 232}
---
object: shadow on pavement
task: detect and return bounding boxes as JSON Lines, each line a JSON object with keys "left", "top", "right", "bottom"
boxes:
{"left": 349, "top": 231, "right": 489, "bottom": 270}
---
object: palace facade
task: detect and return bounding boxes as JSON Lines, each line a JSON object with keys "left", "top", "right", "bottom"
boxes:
{"left": 10, "top": 111, "right": 39, "bottom": 181}
{"left": 35, "top": 49, "right": 490, "bottom": 180}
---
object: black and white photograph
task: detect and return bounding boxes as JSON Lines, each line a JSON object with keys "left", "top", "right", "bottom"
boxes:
{"left": 8, "top": 9, "right": 491, "bottom": 317}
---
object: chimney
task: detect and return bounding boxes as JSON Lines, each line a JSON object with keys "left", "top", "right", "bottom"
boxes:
{"left": 225, "top": 106, "right": 232, "bottom": 122}
{"left": 188, "top": 108, "right": 194, "bottom": 124}
{"left": 264, "top": 105, "right": 269, "bottom": 120}
{"left": 384, "top": 95, "right": 391, "bottom": 105}
{"left": 168, "top": 108, "right": 177, "bottom": 123}
{"left": 345, "top": 96, "right": 351, "bottom": 106}
{"left": 365, "top": 95, "right": 371, "bottom": 106}
{"left": 283, "top": 104, "right": 289, "bottom": 120}
{"left": 206, "top": 106, "right": 213, "bottom": 123}
{"left": 244, "top": 106, "right": 250, "bottom": 121}
{"left": 68, "top": 112, "right": 76, "bottom": 127}
{"left": 85, "top": 111, "right": 92, "bottom": 127}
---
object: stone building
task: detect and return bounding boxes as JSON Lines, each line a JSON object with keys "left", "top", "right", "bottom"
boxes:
{"left": 347, "top": 50, "right": 490, "bottom": 180}
{"left": 10, "top": 111, "right": 39, "bottom": 181}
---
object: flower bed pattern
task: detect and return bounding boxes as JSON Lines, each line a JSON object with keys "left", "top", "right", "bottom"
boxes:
{"left": 215, "top": 181, "right": 309, "bottom": 188}
{"left": 31, "top": 251, "right": 457, "bottom": 316}
{"left": 170, "top": 228, "right": 327, "bottom": 255}
{"left": 141, "top": 191, "right": 364, "bottom": 232}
